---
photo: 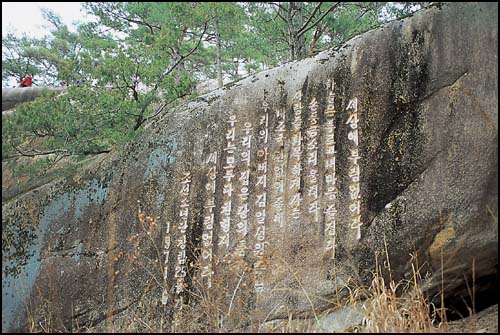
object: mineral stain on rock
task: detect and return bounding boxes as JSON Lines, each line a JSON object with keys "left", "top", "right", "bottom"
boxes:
{"left": 2, "top": 179, "right": 109, "bottom": 331}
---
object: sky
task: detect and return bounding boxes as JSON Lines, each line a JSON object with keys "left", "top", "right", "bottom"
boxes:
{"left": 2, "top": 2, "right": 87, "bottom": 38}
{"left": 2, "top": 2, "right": 89, "bottom": 86}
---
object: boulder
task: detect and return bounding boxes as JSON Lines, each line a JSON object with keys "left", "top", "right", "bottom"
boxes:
{"left": 2, "top": 2, "right": 497, "bottom": 332}
{"left": 2, "top": 87, "right": 64, "bottom": 112}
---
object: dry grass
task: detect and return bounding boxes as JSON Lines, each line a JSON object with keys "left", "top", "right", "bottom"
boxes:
{"left": 170, "top": 244, "right": 453, "bottom": 333}
{"left": 20, "top": 210, "right": 467, "bottom": 333}
{"left": 20, "top": 250, "right": 456, "bottom": 334}
{"left": 171, "top": 254, "right": 255, "bottom": 333}
{"left": 356, "top": 251, "right": 449, "bottom": 333}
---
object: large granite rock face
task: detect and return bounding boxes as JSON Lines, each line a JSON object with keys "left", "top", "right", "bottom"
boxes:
{"left": 2, "top": 2, "right": 498, "bottom": 332}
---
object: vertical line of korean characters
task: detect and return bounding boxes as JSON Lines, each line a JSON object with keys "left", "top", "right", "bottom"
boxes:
{"left": 289, "top": 90, "right": 303, "bottom": 223}
{"left": 174, "top": 172, "right": 191, "bottom": 295}
{"left": 324, "top": 80, "right": 338, "bottom": 258}
{"left": 306, "top": 97, "right": 320, "bottom": 225}
{"left": 254, "top": 97, "right": 270, "bottom": 294}
{"left": 220, "top": 115, "right": 237, "bottom": 250}
{"left": 161, "top": 219, "right": 172, "bottom": 304}
{"left": 346, "top": 98, "right": 362, "bottom": 240}
{"left": 201, "top": 152, "right": 217, "bottom": 288}
{"left": 235, "top": 121, "right": 252, "bottom": 257}
{"left": 272, "top": 103, "right": 286, "bottom": 229}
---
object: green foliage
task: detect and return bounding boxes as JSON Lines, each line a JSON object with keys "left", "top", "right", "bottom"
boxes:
{"left": 2, "top": 33, "right": 45, "bottom": 84}
{"left": 2, "top": 87, "right": 139, "bottom": 160}
{"left": 2, "top": 2, "right": 426, "bottom": 170}
{"left": 321, "top": 3, "right": 383, "bottom": 47}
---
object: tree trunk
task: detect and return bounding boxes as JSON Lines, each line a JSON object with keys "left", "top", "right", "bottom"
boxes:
{"left": 172, "top": 39, "right": 185, "bottom": 86}
{"left": 309, "top": 25, "right": 325, "bottom": 57}
{"left": 288, "top": 2, "right": 306, "bottom": 61}
{"left": 215, "top": 16, "right": 223, "bottom": 89}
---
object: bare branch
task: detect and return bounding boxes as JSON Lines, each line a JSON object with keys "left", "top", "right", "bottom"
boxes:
{"left": 267, "top": 2, "right": 286, "bottom": 11}
{"left": 160, "top": 22, "right": 208, "bottom": 82}
{"left": 275, "top": 9, "right": 287, "bottom": 23}
{"left": 143, "top": 91, "right": 190, "bottom": 123}
{"left": 299, "top": 2, "right": 324, "bottom": 33}
{"left": 297, "top": 2, "right": 342, "bottom": 37}
{"left": 100, "top": 5, "right": 161, "bottom": 34}
{"left": 12, "top": 147, "right": 68, "bottom": 158}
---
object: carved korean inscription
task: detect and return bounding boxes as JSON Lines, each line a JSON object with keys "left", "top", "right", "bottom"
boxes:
{"left": 234, "top": 121, "right": 253, "bottom": 257}
{"left": 220, "top": 115, "right": 237, "bottom": 250}
{"left": 324, "top": 81, "right": 338, "bottom": 257}
{"left": 346, "top": 98, "right": 362, "bottom": 239}
{"left": 201, "top": 152, "right": 217, "bottom": 288}
{"left": 288, "top": 90, "right": 303, "bottom": 225}
{"left": 174, "top": 172, "right": 191, "bottom": 296}
{"left": 190, "top": 83, "right": 364, "bottom": 299}
{"left": 254, "top": 97, "right": 270, "bottom": 294}
{"left": 271, "top": 104, "right": 286, "bottom": 230}
{"left": 306, "top": 97, "right": 320, "bottom": 226}
{"left": 161, "top": 219, "right": 172, "bottom": 304}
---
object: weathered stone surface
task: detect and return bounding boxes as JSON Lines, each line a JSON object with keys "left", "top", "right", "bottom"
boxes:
{"left": 315, "top": 304, "right": 365, "bottom": 333}
{"left": 2, "top": 87, "right": 64, "bottom": 111}
{"left": 447, "top": 304, "right": 499, "bottom": 333}
{"left": 2, "top": 2, "right": 498, "bottom": 332}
